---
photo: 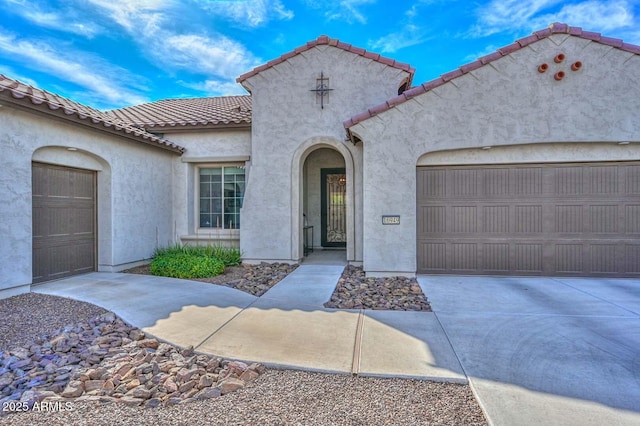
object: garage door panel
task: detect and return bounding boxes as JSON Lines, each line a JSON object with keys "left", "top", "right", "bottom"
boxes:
{"left": 515, "top": 243, "right": 544, "bottom": 273}
{"left": 417, "top": 162, "right": 640, "bottom": 277}
{"left": 589, "top": 165, "right": 619, "bottom": 194}
{"left": 627, "top": 167, "right": 640, "bottom": 193}
{"left": 450, "top": 169, "right": 479, "bottom": 197}
{"left": 589, "top": 244, "right": 620, "bottom": 274}
{"left": 515, "top": 205, "right": 543, "bottom": 233}
{"left": 555, "top": 205, "right": 584, "bottom": 233}
{"left": 554, "top": 243, "right": 585, "bottom": 273}
{"left": 482, "top": 243, "right": 510, "bottom": 271}
{"left": 419, "top": 242, "right": 447, "bottom": 271}
{"left": 450, "top": 243, "right": 478, "bottom": 271}
{"left": 626, "top": 245, "right": 640, "bottom": 273}
{"left": 514, "top": 167, "right": 544, "bottom": 195}
{"left": 32, "top": 163, "right": 96, "bottom": 283}
{"left": 625, "top": 205, "right": 640, "bottom": 233}
{"left": 482, "top": 206, "right": 510, "bottom": 233}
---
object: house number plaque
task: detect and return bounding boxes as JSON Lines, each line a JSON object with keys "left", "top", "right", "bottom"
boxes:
{"left": 382, "top": 215, "right": 400, "bottom": 225}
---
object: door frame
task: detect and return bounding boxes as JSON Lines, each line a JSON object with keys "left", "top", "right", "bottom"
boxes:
{"left": 320, "top": 167, "right": 347, "bottom": 247}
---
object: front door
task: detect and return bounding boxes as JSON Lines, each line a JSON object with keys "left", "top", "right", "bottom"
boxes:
{"left": 321, "top": 168, "right": 346, "bottom": 247}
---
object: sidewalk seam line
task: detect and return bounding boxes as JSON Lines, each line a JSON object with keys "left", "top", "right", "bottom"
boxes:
{"left": 432, "top": 311, "right": 469, "bottom": 380}
{"left": 194, "top": 297, "right": 260, "bottom": 351}
{"left": 351, "top": 309, "right": 365, "bottom": 375}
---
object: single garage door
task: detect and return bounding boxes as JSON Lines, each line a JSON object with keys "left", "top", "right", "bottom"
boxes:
{"left": 32, "top": 162, "right": 96, "bottom": 283}
{"left": 417, "top": 162, "right": 640, "bottom": 277}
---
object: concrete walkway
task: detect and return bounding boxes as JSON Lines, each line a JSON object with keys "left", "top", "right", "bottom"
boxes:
{"left": 33, "top": 268, "right": 640, "bottom": 425}
{"left": 33, "top": 266, "right": 465, "bottom": 383}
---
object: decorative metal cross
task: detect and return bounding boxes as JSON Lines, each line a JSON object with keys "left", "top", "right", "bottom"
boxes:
{"left": 310, "top": 71, "right": 333, "bottom": 109}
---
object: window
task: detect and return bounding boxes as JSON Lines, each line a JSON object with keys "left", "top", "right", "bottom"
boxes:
{"left": 199, "top": 166, "right": 245, "bottom": 229}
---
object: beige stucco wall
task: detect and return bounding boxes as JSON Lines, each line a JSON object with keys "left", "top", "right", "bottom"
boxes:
{"left": 0, "top": 107, "right": 177, "bottom": 298}
{"left": 350, "top": 34, "right": 640, "bottom": 275}
{"left": 240, "top": 45, "right": 410, "bottom": 263}
{"left": 165, "top": 129, "right": 251, "bottom": 248}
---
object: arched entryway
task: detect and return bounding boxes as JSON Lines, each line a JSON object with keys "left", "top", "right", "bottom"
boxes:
{"left": 291, "top": 138, "right": 356, "bottom": 262}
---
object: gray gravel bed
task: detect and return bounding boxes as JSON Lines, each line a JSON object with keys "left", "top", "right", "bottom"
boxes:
{"left": 0, "top": 293, "right": 107, "bottom": 351}
{"left": 1, "top": 293, "right": 486, "bottom": 425}
{"left": 2, "top": 369, "right": 486, "bottom": 426}
{"left": 325, "top": 265, "right": 432, "bottom": 311}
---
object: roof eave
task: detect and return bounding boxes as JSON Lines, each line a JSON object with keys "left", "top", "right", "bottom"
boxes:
{"left": 344, "top": 22, "right": 640, "bottom": 130}
{"left": 143, "top": 122, "right": 252, "bottom": 133}
{"left": 237, "top": 35, "right": 415, "bottom": 84}
{"left": 0, "top": 94, "right": 185, "bottom": 154}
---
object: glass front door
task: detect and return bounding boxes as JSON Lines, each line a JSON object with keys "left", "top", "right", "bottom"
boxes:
{"left": 321, "top": 168, "right": 346, "bottom": 247}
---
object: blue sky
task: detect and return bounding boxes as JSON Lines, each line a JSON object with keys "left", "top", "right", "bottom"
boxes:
{"left": 0, "top": 0, "right": 638, "bottom": 110}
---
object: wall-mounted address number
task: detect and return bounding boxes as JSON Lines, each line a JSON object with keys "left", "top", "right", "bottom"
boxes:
{"left": 382, "top": 215, "right": 400, "bottom": 225}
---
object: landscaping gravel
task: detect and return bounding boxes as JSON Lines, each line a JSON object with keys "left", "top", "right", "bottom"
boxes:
{"left": 2, "top": 369, "right": 486, "bottom": 425}
{"left": 325, "top": 265, "right": 432, "bottom": 311}
{"left": 0, "top": 293, "right": 107, "bottom": 351}
{"left": 1, "top": 293, "right": 487, "bottom": 425}
{"left": 124, "top": 262, "right": 298, "bottom": 297}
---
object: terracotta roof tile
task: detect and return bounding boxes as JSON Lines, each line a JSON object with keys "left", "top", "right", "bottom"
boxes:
{"left": 0, "top": 74, "right": 183, "bottom": 153}
{"left": 441, "top": 69, "right": 463, "bottom": 82}
{"left": 517, "top": 34, "right": 540, "bottom": 48}
{"left": 107, "top": 96, "right": 252, "bottom": 129}
{"left": 623, "top": 43, "right": 640, "bottom": 54}
{"left": 582, "top": 31, "right": 601, "bottom": 41}
{"left": 499, "top": 42, "right": 521, "bottom": 55}
{"left": 479, "top": 51, "right": 503, "bottom": 65}
{"left": 237, "top": 35, "right": 415, "bottom": 84}
{"left": 569, "top": 27, "right": 583, "bottom": 36}
{"left": 459, "top": 61, "right": 483, "bottom": 74}
{"left": 344, "top": 22, "right": 640, "bottom": 129}
{"left": 601, "top": 36, "right": 623, "bottom": 48}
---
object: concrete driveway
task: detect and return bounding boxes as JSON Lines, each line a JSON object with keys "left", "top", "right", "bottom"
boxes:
{"left": 417, "top": 275, "right": 640, "bottom": 426}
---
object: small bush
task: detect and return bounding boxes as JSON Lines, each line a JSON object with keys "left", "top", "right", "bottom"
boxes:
{"left": 206, "top": 245, "right": 242, "bottom": 266}
{"left": 150, "top": 253, "right": 225, "bottom": 279}
{"left": 153, "top": 244, "right": 242, "bottom": 267}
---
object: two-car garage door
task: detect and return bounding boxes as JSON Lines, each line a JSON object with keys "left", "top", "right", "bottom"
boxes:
{"left": 417, "top": 162, "right": 640, "bottom": 277}
{"left": 32, "top": 163, "right": 96, "bottom": 283}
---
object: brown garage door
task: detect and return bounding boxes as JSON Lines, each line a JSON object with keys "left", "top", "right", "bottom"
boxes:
{"left": 32, "top": 163, "right": 96, "bottom": 283}
{"left": 417, "top": 162, "right": 640, "bottom": 277}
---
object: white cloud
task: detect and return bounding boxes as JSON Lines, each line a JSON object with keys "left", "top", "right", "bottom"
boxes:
{"left": 1, "top": 0, "right": 282, "bottom": 105}
{"left": 84, "top": 0, "right": 168, "bottom": 33}
{"left": 179, "top": 79, "right": 247, "bottom": 96}
{"left": 84, "top": 0, "right": 262, "bottom": 93}
{"left": 472, "top": 0, "right": 637, "bottom": 37}
{"left": 305, "top": 0, "right": 375, "bottom": 24}
{"left": 0, "top": 30, "right": 148, "bottom": 107}
{"left": 369, "top": 24, "right": 428, "bottom": 53}
{"left": 368, "top": 1, "right": 434, "bottom": 53}
{"left": 156, "top": 33, "right": 260, "bottom": 79}
{"left": 534, "top": 0, "right": 635, "bottom": 31}
{"left": 196, "top": 0, "right": 294, "bottom": 27}
{"left": 0, "top": 0, "right": 102, "bottom": 37}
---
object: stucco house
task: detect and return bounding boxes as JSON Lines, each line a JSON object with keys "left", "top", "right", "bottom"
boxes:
{"left": 1, "top": 22, "right": 639, "bottom": 299}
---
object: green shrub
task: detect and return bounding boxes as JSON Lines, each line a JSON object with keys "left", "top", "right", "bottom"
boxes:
{"left": 150, "top": 253, "right": 225, "bottom": 279}
{"left": 206, "top": 245, "right": 242, "bottom": 267}
{"left": 153, "top": 244, "right": 241, "bottom": 267}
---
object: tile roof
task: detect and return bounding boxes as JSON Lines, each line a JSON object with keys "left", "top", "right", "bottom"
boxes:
{"left": 237, "top": 35, "right": 415, "bottom": 85}
{"left": 108, "top": 96, "right": 252, "bottom": 129}
{"left": 0, "top": 74, "right": 184, "bottom": 153}
{"left": 344, "top": 22, "right": 640, "bottom": 129}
